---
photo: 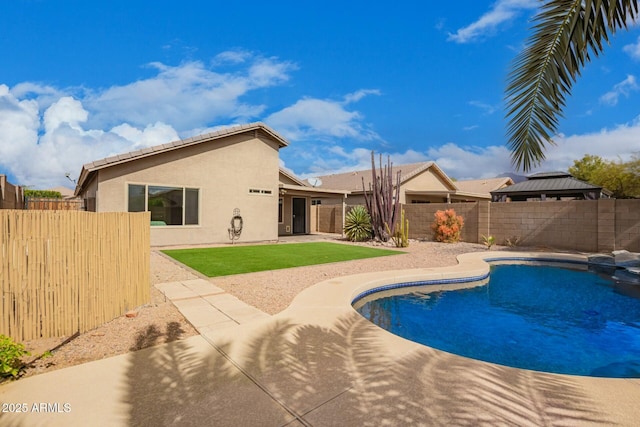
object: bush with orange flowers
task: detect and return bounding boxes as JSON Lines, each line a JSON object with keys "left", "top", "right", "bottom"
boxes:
{"left": 431, "top": 209, "right": 464, "bottom": 243}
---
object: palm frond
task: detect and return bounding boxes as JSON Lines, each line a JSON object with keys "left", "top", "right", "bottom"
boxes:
{"left": 505, "top": 0, "right": 638, "bottom": 172}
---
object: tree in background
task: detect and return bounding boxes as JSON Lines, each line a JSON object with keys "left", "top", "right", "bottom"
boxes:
{"left": 506, "top": 1, "right": 638, "bottom": 172}
{"left": 24, "top": 189, "right": 62, "bottom": 199}
{"left": 569, "top": 154, "right": 640, "bottom": 198}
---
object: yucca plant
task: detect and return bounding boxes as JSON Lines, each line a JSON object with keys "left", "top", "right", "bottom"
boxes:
{"left": 344, "top": 205, "right": 373, "bottom": 242}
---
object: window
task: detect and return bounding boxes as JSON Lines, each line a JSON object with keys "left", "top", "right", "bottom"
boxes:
{"left": 249, "top": 188, "right": 273, "bottom": 195}
{"left": 278, "top": 198, "right": 283, "bottom": 223}
{"left": 128, "top": 185, "right": 145, "bottom": 212}
{"left": 128, "top": 184, "right": 199, "bottom": 226}
{"left": 311, "top": 199, "right": 322, "bottom": 205}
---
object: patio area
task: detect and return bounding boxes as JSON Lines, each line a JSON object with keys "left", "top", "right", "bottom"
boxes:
{"left": 1, "top": 250, "right": 639, "bottom": 426}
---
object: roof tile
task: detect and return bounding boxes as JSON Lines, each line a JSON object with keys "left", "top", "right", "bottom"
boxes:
{"left": 75, "top": 122, "right": 289, "bottom": 190}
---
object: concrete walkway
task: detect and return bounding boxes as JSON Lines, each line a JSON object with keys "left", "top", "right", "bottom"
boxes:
{"left": 2, "top": 253, "right": 640, "bottom": 426}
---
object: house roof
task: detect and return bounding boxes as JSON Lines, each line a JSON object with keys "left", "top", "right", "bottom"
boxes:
{"left": 279, "top": 168, "right": 308, "bottom": 187}
{"left": 278, "top": 169, "right": 350, "bottom": 197}
{"left": 490, "top": 172, "right": 613, "bottom": 201}
{"left": 454, "top": 177, "right": 514, "bottom": 195}
{"left": 75, "top": 122, "right": 288, "bottom": 195}
{"left": 526, "top": 171, "right": 571, "bottom": 180}
{"left": 491, "top": 175, "right": 603, "bottom": 194}
{"left": 311, "top": 161, "right": 456, "bottom": 193}
{"left": 48, "top": 186, "right": 76, "bottom": 198}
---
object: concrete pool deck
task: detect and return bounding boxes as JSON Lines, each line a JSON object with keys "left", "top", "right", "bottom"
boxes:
{"left": 1, "top": 251, "right": 639, "bottom": 426}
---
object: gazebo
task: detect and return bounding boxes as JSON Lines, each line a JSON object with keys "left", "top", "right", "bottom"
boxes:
{"left": 490, "top": 171, "right": 612, "bottom": 202}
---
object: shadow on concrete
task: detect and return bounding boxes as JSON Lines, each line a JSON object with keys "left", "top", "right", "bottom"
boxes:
{"left": 122, "top": 312, "right": 614, "bottom": 426}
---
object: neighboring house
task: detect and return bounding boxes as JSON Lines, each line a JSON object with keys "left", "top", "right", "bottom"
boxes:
{"left": 491, "top": 171, "right": 612, "bottom": 202}
{"left": 454, "top": 177, "right": 515, "bottom": 202}
{"left": 48, "top": 186, "right": 77, "bottom": 199}
{"left": 0, "top": 174, "right": 24, "bottom": 209}
{"left": 75, "top": 123, "right": 348, "bottom": 246}
{"left": 311, "top": 162, "right": 511, "bottom": 205}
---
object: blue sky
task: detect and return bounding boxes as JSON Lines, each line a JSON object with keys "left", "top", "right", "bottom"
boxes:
{"left": 1, "top": 0, "right": 639, "bottom": 189}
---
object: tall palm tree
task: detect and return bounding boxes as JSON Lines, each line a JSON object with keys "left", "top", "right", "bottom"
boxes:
{"left": 505, "top": 0, "right": 638, "bottom": 172}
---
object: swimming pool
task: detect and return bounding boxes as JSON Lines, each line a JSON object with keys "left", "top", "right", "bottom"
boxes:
{"left": 355, "top": 263, "right": 640, "bottom": 378}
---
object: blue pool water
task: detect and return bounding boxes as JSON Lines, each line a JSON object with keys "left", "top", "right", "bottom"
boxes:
{"left": 356, "top": 264, "right": 640, "bottom": 377}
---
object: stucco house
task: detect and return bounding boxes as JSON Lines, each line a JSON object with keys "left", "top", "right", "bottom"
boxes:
{"left": 310, "top": 162, "right": 512, "bottom": 205}
{"left": 75, "top": 123, "right": 348, "bottom": 246}
{"left": 454, "top": 176, "right": 514, "bottom": 201}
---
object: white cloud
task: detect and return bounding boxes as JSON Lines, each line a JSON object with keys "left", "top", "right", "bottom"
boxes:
{"left": 0, "top": 93, "right": 180, "bottom": 188}
{"left": 0, "top": 85, "right": 183, "bottom": 188}
{"left": 623, "top": 36, "right": 640, "bottom": 60}
{"left": 291, "top": 142, "right": 513, "bottom": 181}
{"left": 448, "top": 0, "right": 538, "bottom": 43}
{"left": 426, "top": 143, "right": 514, "bottom": 179}
{"left": 542, "top": 117, "right": 640, "bottom": 169}
{"left": 265, "top": 91, "right": 382, "bottom": 142}
{"left": 0, "top": 85, "right": 40, "bottom": 165}
{"left": 43, "top": 97, "right": 88, "bottom": 132}
{"left": 212, "top": 50, "right": 252, "bottom": 65}
{"left": 291, "top": 115, "right": 640, "bottom": 182}
{"left": 468, "top": 100, "right": 499, "bottom": 115}
{"left": 343, "top": 89, "right": 381, "bottom": 104}
{"left": 110, "top": 122, "right": 179, "bottom": 148}
{"left": 0, "top": 52, "right": 384, "bottom": 189}
{"left": 599, "top": 75, "right": 639, "bottom": 106}
{"left": 85, "top": 53, "right": 296, "bottom": 130}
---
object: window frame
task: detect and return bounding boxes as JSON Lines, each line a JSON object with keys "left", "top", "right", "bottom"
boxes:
{"left": 127, "top": 183, "right": 200, "bottom": 227}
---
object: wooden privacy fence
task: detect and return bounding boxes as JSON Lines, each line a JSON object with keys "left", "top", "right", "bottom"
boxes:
{"left": 0, "top": 210, "right": 150, "bottom": 341}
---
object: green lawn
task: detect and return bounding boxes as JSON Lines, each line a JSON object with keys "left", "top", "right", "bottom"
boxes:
{"left": 162, "top": 242, "right": 403, "bottom": 277}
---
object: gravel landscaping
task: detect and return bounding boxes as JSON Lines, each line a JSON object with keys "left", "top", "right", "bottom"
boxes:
{"left": 15, "top": 237, "right": 506, "bottom": 380}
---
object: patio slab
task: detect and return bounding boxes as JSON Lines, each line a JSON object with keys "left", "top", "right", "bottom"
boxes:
{"left": 2, "top": 250, "right": 639, "bottom": 426}
{"left": 0, "top": 336, "right": 297, "bottom": 427}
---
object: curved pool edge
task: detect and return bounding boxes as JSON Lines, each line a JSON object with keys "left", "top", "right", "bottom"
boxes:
{"left": 266, "top": 250, "right": 640, "bottom": 424}
{"left": 286, "top": 250, "right": 590, "bottom": 313}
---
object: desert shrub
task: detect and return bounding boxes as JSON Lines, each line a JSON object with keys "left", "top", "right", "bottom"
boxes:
{"left": 431, "top": 209, "right": 464, "bottom": 243}
{"left": 385, "top": 208, "right": 409, "bottom": 248}
{"left": 344, "top": 206, "right": 373, "bottom": 242}
{"left": 505, "top": 236, "right": 521, "bottom": 247}
{"left": 482, "top": 234, "right": 495, "bottom": 249}
{"left": 24, "top": 189, "right": 62, "bottom": 199}
{"left": 0, "top": 335, "right": 30, "bottom": 379}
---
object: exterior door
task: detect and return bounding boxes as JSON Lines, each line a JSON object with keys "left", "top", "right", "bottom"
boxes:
{"left": 292, "top": 198, "right": 306, "bottom": 234}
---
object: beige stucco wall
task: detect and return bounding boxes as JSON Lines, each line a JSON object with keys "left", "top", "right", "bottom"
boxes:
{"left": 401, "top": 170, "right": 453, "bottom": 204}
{"left": 91, "top": 133, "right": 281, "bottom": 246}
{"left": 278, "top": 195, "right": 311, "bottom": 235}
{"left": 322, "top": 168, "right": 454, "bottom": 206}
{"left": 278, "top": 196, "right": 293, "bottom": 235}
{"left": 317, "top": 199, "right": 640, "bottom": 252}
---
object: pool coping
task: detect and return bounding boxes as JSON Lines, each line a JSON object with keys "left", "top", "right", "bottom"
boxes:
{"left": 277, "top": 250, "right": 640, "bottom": 425}
{"left": 3, "top": 250, "right": 639, "bottom": 425}
{"left": 286, "top": 250, "right": 590, "bottom": 313}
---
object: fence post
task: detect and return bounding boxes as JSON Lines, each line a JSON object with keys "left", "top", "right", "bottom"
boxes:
{"left": 477, "top": 201, "right": 490, "bottom": 243}
{"left": 597, "top": 199, "right": 616, "bottom": 252}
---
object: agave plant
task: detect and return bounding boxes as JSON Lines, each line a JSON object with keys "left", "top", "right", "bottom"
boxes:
{"left": 344, "top": 205, "right": 373, "bottom": 242}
